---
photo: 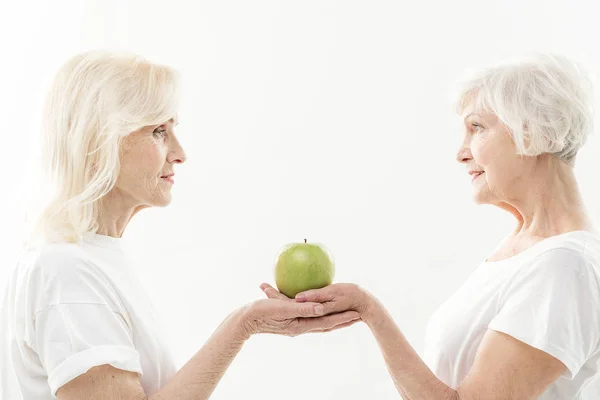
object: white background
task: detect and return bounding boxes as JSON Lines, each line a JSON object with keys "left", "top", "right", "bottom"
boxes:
{"left": 1, "top": 1, "right": 600, "bottom": 399}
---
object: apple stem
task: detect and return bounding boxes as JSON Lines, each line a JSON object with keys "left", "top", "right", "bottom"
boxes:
{"left": 304, "top": 239, "right": 307, "bottom": 243}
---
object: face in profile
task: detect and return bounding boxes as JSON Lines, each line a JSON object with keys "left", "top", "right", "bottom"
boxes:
{"left": 456, "top": 102, "right": 531, "bottom": 205}
{"left": 114, "top": 117, "right": 186, "bottom": 208}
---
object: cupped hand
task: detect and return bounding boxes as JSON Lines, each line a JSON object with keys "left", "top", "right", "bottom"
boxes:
{"left": 242, "top": 284, "right": 362, "bottom": 337}
{"left": 261, "top": 282, "right": 373, "bottom": 322}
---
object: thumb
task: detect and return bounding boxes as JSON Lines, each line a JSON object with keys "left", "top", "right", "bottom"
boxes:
{"left": 292, "top": 301, "right": 326, "bottom": 317}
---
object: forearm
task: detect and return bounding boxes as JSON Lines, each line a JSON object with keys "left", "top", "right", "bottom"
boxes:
{"left": 364, "top": 299, "right": 457, "bottom": 400}
{"left": 150, "top": 307, "right": 251, "bottom": 400}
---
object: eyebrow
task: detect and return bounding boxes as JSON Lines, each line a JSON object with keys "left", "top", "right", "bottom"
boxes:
{"left": 463, "top": 112, "right": 485, "bottom": 123}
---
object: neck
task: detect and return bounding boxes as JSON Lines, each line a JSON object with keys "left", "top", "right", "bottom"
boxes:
{"left": 501, "top": 156, "right": 593, "bottom": 238}
{"left": 96, "top": 190, "right": 147, "bottom": 238}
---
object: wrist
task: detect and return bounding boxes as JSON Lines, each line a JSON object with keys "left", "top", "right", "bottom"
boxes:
{"left": 359, "top": 289, "right": 385, "bottom": 327}
{"left": 229, "top": 305, "right": 255, "bottom": 342}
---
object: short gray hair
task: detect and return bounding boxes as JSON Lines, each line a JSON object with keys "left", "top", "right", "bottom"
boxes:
{"left": 456, "top": 53, "right": 595, "bottom": 165}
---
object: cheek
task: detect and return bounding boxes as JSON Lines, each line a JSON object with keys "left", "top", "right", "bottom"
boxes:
{"left": 120, "top": 144, "right": 166, "bottom": 182}
{"left": 472, "top": 136, "right": 508, "bottom": 169}
{"left": 140, "top": 141, "right": 167, "bottom": 170}
{"left": 470, "top": 138, "right": 491, "bottom": 166}
{"left": 478, "top": 155, "right": 522, "bottom": 192}
{"left": 471, "top": 140, "right": 503, "bottom": 187}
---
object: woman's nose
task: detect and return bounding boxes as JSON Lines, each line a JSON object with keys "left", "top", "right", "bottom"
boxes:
{"left": 168, "top": 137, "right": 187, "bottom": 164}
{"left": 456, "top": 145, "right": 472, "bottom": 164}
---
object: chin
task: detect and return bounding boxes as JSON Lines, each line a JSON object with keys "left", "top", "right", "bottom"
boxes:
{"left": 148, "top": 193, "right": 173, "bottom": 208}
{"left": 156, "top": 198, "right": 173, "bottom": 207}
{"left": 472, "top": 190, "right": 492, "bottom": 205}
{"left": 473, "top": 197, "right": 488, "bottom": 205}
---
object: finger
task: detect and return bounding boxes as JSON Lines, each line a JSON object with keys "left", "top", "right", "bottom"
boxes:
{"left": 260, "top": 283, "right": 290, "bottom": 300}
{"left": 315, "top": 318, "right": 361, "bottom": 333}
{"left": 259, "top": 282, "right": 274, "bottom": 292}
{"left": 295, "top": 286, "right": 334, "bottom": 303}
{"left": 284, "top": 301, "right": 328, "bottom": 317}
{"left": 298, "top": 310, "right": 361, "bottom": 331}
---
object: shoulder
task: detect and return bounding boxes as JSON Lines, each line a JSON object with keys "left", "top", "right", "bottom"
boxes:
{"left": 530, "top": 247, "right": 591, "bottom": 274}
{"left": 28, "top": 243, "right": 92, "bottom": 275}
{"left": 22, "top": 242, "right": 110, "bottom": 296}
{"left": 19, "top": 242, "right": 126, "bottom": 316}
{"left": 493, "top": 232, "right": 600, "bottom": 296}
{"left": 532, "top": 231, "right": 600, "bottom": 275}
{"left": 514, "top": 241, "right": 600, "bottom": 293}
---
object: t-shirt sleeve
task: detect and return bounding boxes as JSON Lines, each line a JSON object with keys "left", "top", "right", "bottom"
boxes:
{"left": 27, "top": 248, "right": 143, "bottom": 397}
{"left": 488, "top": 247, "right": 600, "bottom": 379}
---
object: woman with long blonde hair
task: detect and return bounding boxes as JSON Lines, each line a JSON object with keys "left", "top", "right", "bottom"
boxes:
{"left": 0, "top": 51, "right": 360, "bottom": 399}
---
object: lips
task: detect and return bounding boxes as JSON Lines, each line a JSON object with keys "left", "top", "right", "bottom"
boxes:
{"left": 161, "top": 173, "right": 175, "bottom": 184}
{"left": 469, "top": 171, "right": 484, "bottom": 181}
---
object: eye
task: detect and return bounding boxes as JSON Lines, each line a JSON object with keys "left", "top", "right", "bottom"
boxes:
{"left": 153, "top": 126, "right": 167, "bottom": 139}
{"left": 471, "top": 123, "right": 483, "bottom": 133}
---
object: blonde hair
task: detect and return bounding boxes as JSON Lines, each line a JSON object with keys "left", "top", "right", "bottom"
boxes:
{"left": 26, "top": 51, "right": 181, "bottom": 244}
{"left": 456, "top": 53, "right": 595, "bottom": 165}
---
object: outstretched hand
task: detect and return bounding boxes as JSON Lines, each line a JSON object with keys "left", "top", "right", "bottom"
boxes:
{"left": 242, "top": 285, "right": 362, "bottom": 337}
{"left": 260, "top": 282, "right": 373, "bottom": 327}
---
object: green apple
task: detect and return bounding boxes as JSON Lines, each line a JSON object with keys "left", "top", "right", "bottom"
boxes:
{"left": 274, "top": 239, "right": 335, "bottom": 299}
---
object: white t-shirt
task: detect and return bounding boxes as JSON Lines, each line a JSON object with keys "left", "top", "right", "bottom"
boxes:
{"left": 1, "top": 232, "right": 177, "bottom": 399}
{"left": 424, "top": 230, "right": 600, "bottom": 399}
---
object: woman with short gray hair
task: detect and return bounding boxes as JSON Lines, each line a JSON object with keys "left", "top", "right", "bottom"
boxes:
{"left": 263, "top": 53, "right": 600, "bottom": 399}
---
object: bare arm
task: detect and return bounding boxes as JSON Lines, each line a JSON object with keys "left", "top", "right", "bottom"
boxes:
{"left": 57, "top": 308, "right": 249, "bottom": 400}
{"left": 147, "top": 307, "right": 250, "bottom": 400}
{"left": 276, "top": 283, "right": 566, "bottom": 400}
{"left": 364, "top": 299, "right": 565, "bottom": 400}
{"left": 57, "top": 299, "right": 360, "bottom": 400}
